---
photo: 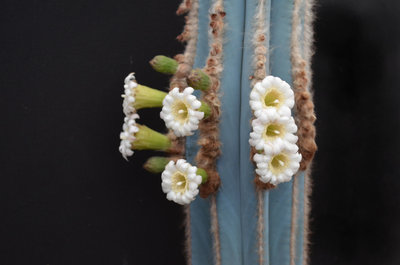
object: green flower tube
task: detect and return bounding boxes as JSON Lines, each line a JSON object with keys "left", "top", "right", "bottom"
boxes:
{"left": 119, "top": 115, "right": 171, "bottom": 160}
{"left": 122, "top": 73, "right": 167, "bottom": 115}
{"left": 132, "top": 124, "right": 171, "bottom": 151}
{"left": 133, "top": 85, "right": 167, "bottom": 110}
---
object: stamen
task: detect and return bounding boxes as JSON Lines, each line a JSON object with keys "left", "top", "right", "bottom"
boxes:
{"left": 178, "top": 109, "right": 185, "bottom": 114}
{"left": 278, "top": 160, "right": 285, "bottom": 166}
{"left": 265, "top": 123, "right": 284, "bottom": 138}
{"left": 264, "top": 89, "right": 283, "bottom": 107}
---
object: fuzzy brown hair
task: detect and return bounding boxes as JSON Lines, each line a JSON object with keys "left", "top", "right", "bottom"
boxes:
{"left": 195, "top": 3, "right": 225, "bottom": 198}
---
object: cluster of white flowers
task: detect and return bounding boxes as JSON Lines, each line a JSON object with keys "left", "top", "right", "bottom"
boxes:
{"left": 118, "top": 73, "right": 206, "bottom": 205}
{"left": 249, "top": 76, "right": 301, "bottom": 185}
{"left": 160, "top": 87, "right": 204, "bottom": 137}
{"left": 119, "top": 113, "right": 140, "bottom": 160}
{"left": 161, "top": 159, "right": 202, "bottom": 205}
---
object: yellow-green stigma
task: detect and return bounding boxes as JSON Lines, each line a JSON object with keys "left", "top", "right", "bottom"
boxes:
{"left": 269, "top": 153, "right": 289, "bottom": 174}
{"left": 264, "top": 123, "right": 285, "bottom": 140}
{"left": 171, "top": 101, "right": 189, "bottom": 124}
{"left": 264, "top": 88, "right": 284, "bottom": 108}
{"left": 171, "top": 172, "right": 188, "bottom": 194}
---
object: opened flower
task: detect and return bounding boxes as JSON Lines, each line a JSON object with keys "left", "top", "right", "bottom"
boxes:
{"left": 253, "top": 141, "right": 301, "bottom": 185}
{"left": 250, "top": 75, "right": 294, "bottom": 118}
{"left": 249, "top": 109, "right": 298, "bottom": 154}
{"left": 160, "top": 87, "right": 210, "bottom": 137}
{"left": 161, "top": 159, "right": 206, "bottom": 205}
{"left": 122, "top": 73, "right": 168, "bottom": 115}
{"left": 119, "top": 115, "right": 171, "bottom": 160}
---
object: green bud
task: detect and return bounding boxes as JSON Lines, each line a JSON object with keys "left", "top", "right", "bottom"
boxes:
{"left": 143, "top": 156, "right": 169, "bottom": 174}
{"left": 196, "top": 168, "right": 209, "bottom": 184}
{"left": 150, "top": 55, "right": 179, "bottom": 75}
{"left": 198, "top": 102, "right": 211, "bottom": 119}
{"left": 187, "top": 69, "right": 212, "bottom": 91}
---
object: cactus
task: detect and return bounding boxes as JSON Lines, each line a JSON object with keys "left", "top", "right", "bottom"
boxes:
{"left": 118, "top": 0, "right": 317, "bottom": 264}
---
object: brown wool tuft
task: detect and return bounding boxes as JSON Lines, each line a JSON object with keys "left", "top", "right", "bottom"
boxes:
{"left": 291, "top": 0, "right": 317, "bottom": 172}
{"left": 255, "top": 178, "right": 276, "bottom": 190}
{"left": 291, "top": 0, "right": 316, "bottom": 264}
{"left": 195, "top": 1, "right": 225, "bottom": 198}
{"left": 176, "top": 0, "right": 191, "bottom": 15}
{"left": 291, "top": 58, "right": 317, "bottom": 171}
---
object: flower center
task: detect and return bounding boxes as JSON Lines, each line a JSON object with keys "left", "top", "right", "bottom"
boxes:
{"left": 171, "top": 172, "right": 188, "bottom": 194}
{"left": 269, "top": 153, "right": 289, "bottom": 174}
{"left": 264, "top": 88, "right": 284, "bottom": 108}
{"left": 171, "top": 100, "right": 189, "bottom": 124}
{"left": 264, "top": 123, "right": 285, "bottom": 139}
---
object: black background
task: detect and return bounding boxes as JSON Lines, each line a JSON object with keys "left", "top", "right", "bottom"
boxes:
{"left": 0, "top": 0, "right": 399, "bottom": 264}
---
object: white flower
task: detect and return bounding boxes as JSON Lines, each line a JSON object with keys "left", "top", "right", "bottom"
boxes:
{"left": 161, "top": 159, "right": 202, "bottom": 205}
{"left": 160, "top": 87, "right": 204, "bottom": 137}
{"left": 119, "top": 113, "right": 140, "bottom": 160}
{"left": 253, "top": 141, "right": 301, "bottom": 185}
{"left": 122, "top": 73, "right": 138, "bottom": 115}
{"left": 249, "top": 109, "right": 298, "bottom": 154}
{"left": 250, "top": 76, "right": 294, "bottom": 118}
